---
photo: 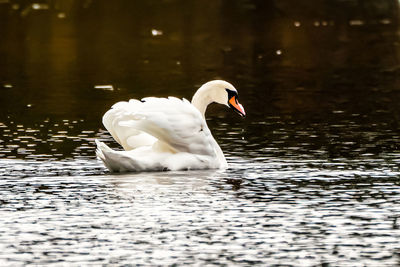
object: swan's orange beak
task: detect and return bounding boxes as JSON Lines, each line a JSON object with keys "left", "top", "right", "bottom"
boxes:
{"left": 229, "top": 96, "right": 246, "bottom": 117}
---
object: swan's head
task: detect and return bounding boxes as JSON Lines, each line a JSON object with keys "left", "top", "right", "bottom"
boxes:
{"left": 193, "top": 80, "right": 246, "bottom": 117}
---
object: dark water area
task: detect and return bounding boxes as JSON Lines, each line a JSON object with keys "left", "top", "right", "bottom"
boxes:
{"left": 1, "top": 0, "right": 400, "bottom": 266}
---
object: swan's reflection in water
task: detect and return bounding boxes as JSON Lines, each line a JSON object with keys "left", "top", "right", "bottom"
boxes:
{"left": 107, "top": 169, "right": 227, "bottom": 193}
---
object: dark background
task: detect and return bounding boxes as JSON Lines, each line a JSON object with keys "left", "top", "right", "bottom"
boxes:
{"left": 0, "top": 0, "right": 400, "bottom": 160}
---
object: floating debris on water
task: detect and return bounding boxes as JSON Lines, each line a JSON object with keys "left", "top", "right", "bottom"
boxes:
{"left": 31, "top": 3, "right": 49, "bottom": 10}
{"left": 349, "top": 19, "right": 364, "bottom": 26}
{"left": 94, "top": 85, "right": 114, "bottom": 91}
{"left": 380, "top": 19, "right": 391, "bottom": 25}
{"left": 57, "top": 12, "right": 66, "bottom": 19}
{"left": 151, "top": 29, "right": 163, "bottom": 36}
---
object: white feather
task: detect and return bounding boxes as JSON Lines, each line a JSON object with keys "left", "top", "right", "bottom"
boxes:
{"left": 96, "top": 80, "right": 242, "bottom": 172}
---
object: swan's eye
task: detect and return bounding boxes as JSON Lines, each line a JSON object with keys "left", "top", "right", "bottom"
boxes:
{"left": 225, "top": 88, "right": 237, "bottom": 101}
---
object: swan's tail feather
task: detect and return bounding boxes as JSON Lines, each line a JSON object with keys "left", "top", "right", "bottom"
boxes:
{"left": 95, "top": 139, "right": 143, "bottom": 172}
{"left": 95, "top": 139, "right": 108, "bottom": 161}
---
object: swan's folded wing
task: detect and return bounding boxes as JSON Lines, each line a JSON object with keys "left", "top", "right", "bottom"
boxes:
{"left": 103, "top": 97, "right": 216, "bottom": 156}
{"left": 103, "top": 99, "right": 157, "bottom": 150}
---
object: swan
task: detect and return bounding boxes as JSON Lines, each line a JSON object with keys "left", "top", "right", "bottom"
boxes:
{"left": 95, "top": 80, "right": 245, "bottom": 172}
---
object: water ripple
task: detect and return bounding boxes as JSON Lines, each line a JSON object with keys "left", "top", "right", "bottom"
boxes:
{"left": 0, "top": 157, "right": 399, "bottom": 266}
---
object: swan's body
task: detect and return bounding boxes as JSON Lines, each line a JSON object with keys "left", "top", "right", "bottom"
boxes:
{"left": 96, "top": 80, "right": 245, "bottom": 172}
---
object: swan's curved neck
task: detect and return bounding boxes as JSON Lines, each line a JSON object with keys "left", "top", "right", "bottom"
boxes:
{"left": 191, "top": 86, "right": 213, "bottom": 118}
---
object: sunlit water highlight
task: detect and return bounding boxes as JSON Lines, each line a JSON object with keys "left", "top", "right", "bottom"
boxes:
{"left": 1, "top": 153, "right": 400, "bottom": 265}
{"left": 1, "top": 109, "right": 400, "bottom": 266}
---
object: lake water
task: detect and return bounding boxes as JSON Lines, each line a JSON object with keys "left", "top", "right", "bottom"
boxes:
{"left": 1, "top": 0, "right": 400, "bottom": 266}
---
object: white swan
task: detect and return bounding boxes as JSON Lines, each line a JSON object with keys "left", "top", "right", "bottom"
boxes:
{"left": 95, "top": 80, "right": 245, "bottom": 172}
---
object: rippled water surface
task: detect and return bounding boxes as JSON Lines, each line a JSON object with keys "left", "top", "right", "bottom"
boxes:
{"left": 1, "top": 157, "right": 400, "bottom": 266}
{"left": 1, "top": 0, "right": 400, "bottom": 266}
